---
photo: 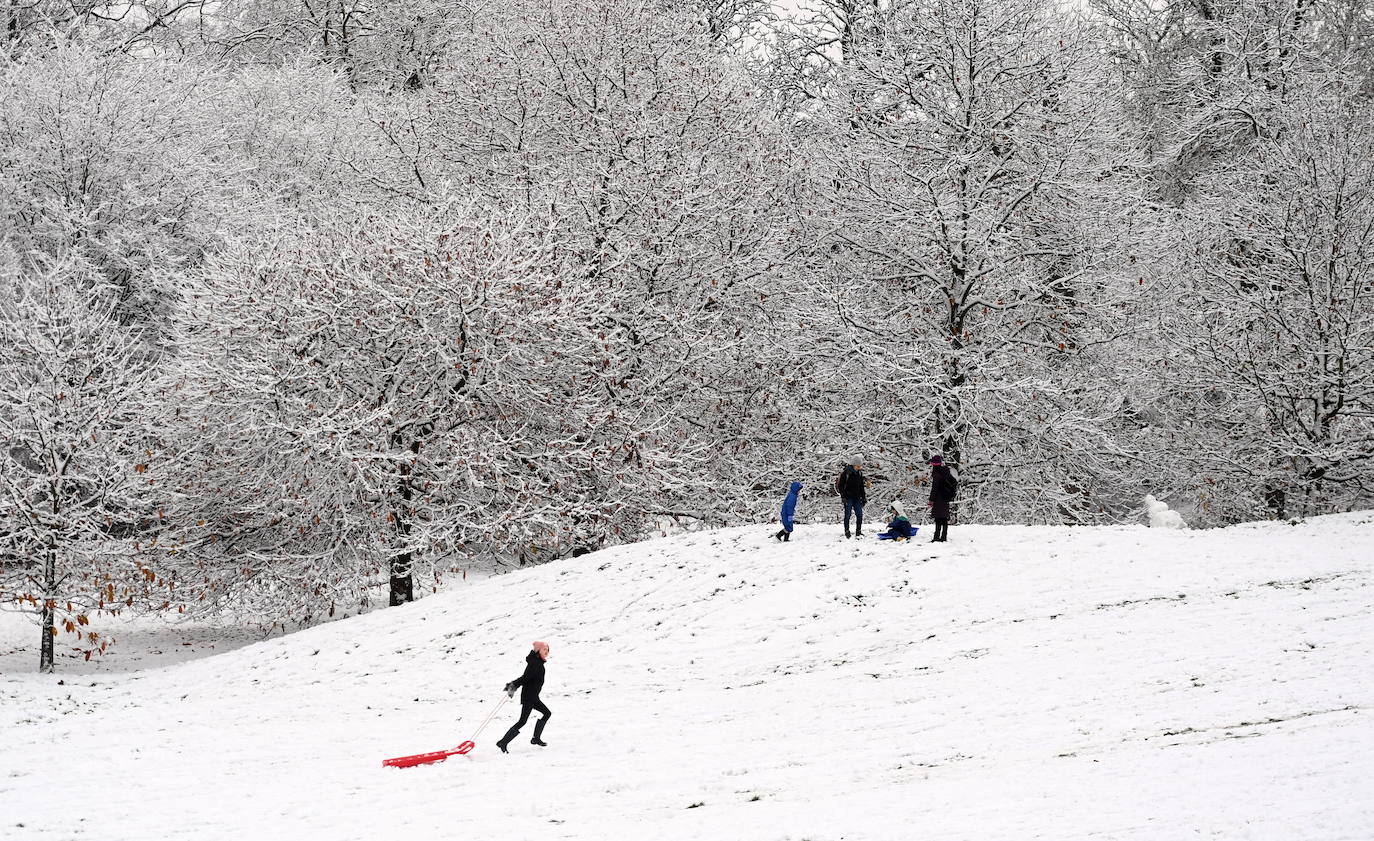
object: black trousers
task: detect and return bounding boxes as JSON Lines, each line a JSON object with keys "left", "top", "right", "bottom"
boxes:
{"left": 500, "top": 699, "right": 551, "bottom": 744}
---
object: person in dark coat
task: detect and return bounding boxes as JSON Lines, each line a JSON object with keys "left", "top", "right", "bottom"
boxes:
{"left": 496, "top": 641, "right": 551, "bottom": 752}
{"left": 774, "top": 481, "right": 803, "bottom": 541}
{"left": 927, "top": 455, "right": 957, "bottom": 542}
{"left": 835, "top": 457, "right": 867, "bottom": 538}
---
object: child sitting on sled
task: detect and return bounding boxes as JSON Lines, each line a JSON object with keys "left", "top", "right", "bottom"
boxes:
{"left": 877, "top": 500, "right": 917, "bottom": 541}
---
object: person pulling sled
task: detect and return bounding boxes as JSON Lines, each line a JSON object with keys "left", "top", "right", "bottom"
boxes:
{"left": 496, "top": 640, "right": 552, "bottom": 752}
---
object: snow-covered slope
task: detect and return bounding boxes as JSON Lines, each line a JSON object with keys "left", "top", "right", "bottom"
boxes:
{"left": 3, "top": 517, "right": 1373, "bottom": 840}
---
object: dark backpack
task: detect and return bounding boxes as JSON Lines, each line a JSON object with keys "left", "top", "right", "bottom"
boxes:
{"left": 933, "top": 466, "right": 958, "bottom": 500}
{"left": 836, "top": 466, "right": 863, "bottom": 498}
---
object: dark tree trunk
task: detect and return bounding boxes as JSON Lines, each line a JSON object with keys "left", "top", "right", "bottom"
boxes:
{"left": 1264, "top": 485, "right": 1287, "bottom": 519}
{"left": 39, "top": 544, "right": 55, "bottom": 673}
{"left": 389, "top": 553, "right": 414, "bottom": 606}
{"left": 388, "top": 440, "right": 421, "bottom": 607}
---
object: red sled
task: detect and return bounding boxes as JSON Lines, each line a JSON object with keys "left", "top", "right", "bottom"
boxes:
{"left": 382, "top": 740, "right": 475, "bottom": 768}
{"left": 382, "top": 694, "right": 510, "bottom": 769}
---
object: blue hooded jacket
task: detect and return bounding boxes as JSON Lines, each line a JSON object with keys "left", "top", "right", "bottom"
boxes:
{"left": 780, "top": 481, "right": 802, "bottom": 531}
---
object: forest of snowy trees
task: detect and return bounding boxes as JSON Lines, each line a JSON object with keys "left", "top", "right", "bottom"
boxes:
{"left": 2, "top": 0, "right": 1372, "bottom": 668}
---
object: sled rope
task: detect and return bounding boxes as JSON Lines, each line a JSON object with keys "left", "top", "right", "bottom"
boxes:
{"left": 465, "top": 694, "right": 510, "bottom": 745}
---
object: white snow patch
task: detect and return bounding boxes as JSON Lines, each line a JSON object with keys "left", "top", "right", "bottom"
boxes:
{"left": 1145, "top": 494, "right": 1189, "bottom": 529}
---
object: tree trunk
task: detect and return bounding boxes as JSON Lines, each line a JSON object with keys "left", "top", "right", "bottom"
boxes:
{"left": 1264, "top": 485, "right": 1286, "bottom": 519}
{"left": 39, "top": 544, "right": 55, "bottom": 673}
{"left": 388, "top": 440, "right": 421, "bottom": 607}
{"left": 389, "top": 551, "right": 414, "bottom": 606}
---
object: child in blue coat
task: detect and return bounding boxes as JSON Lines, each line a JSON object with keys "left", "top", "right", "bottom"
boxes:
{"left": 773, "top": 481, "right": 803, "bottom": 542}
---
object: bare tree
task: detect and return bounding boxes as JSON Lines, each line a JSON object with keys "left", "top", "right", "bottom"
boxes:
{"left": 1158, "top": 80, "right": 1374, "bottom": 520}
{"left": 784, "top": 0, "right": 1146, "bottom": 519}
{"left": 0, "top": 257, "right": 175, "bottom": 671}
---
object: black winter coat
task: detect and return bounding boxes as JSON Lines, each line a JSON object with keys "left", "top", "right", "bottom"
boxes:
{"left": 836, "top": 466, "right": 866, "bottom": 501}
{"left": 509, "top": 650, "right": 546, "bottom": 705}
{"left": 929, "top": 464, "right": 956, "bottom": 520}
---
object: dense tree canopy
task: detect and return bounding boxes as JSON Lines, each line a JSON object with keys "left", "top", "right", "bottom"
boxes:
{"left": 2, "top": 0, "right": 1372, "bottom": 667}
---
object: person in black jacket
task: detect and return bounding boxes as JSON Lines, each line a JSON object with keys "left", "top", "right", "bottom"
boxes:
{"left": 496, "top": 641, "right": 551, "bottom": 752}
{"left": 835, "top": 457, "right": 867, "bottom": 538}
{"left": 927, "top": 455, "right": 957, "bottom": 542}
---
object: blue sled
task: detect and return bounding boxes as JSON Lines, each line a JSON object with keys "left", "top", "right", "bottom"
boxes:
{"left": 877, "top": 528, "right": 919, "bottom": 541}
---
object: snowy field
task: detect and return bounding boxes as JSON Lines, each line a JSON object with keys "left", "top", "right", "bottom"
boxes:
{"left": 2, "top": 515, "right": 1373, "bottom": 841}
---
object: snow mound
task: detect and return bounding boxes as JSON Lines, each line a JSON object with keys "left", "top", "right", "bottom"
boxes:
{"left": 2, "top": 517, "right": 1373, "bottom": 840}
{"left": 1144, "top": 494, "right": 1188, "bottom": 528}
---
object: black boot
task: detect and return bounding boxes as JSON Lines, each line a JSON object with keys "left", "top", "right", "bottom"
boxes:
{"left": 531, "top": 715, "right": 549, "bottom": 746}
{"left": 497, "top": 722, "right": 520, "bottom": 753}
{"left": 783, "top": 531, "right": 790, "bottom": 542}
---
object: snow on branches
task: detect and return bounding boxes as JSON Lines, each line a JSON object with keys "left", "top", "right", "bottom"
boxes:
{"left": 0, "top": 256, "right": 181, "bottom": 671}
{"left": 1, "top": 0, "right": 1371, "bottom": 669}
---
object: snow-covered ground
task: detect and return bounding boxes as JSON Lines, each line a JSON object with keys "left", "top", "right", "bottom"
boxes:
{"left": 2, "top": 515, "right": 1373, "bottom": 840}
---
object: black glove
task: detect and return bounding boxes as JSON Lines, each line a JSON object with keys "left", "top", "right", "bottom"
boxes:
{"left": 503, "top": 681, "right": 516, "bottom": 698}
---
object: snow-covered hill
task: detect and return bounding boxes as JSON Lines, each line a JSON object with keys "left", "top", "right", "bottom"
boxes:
{"left": 3, "top": 517, "right": 1373, "bottom": 840}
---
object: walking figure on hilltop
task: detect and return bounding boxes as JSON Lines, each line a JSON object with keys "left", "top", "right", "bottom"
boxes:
{"left": 836, "top": 457, "right": 867, "bottom": 539}
{"left": 927, "top": 455, "right": 958, "bottom": 543}
{"left": 774, "top": 481, "right": 802, "bottom": 542}
{"left": 496, "top": 641, "right": 551, "bottom": 752}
